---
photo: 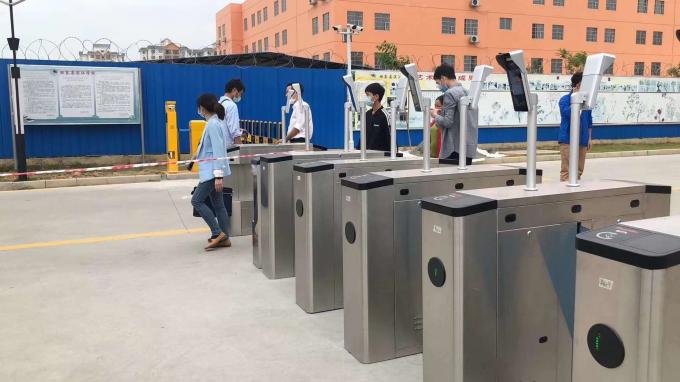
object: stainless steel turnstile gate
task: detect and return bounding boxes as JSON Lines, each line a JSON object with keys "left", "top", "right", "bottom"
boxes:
{"left": 294, "top": 156, "right": 437, "bottom": 314}
{"left": 572, "top": 215, "right": 680, "bottom": 381}
{"left": 340, "top": 164, "right": 541, "bottom": 363}
{"left": 420, "top": 181, "right": 671, "bottom": 382}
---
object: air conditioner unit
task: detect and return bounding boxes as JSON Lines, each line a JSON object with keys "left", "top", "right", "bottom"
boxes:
{"left": 470, "top": 0, "right": 480, "bottom": 7}
{"left": 309, "top": 0, "right": 318, "bottom": 5}
{"left": 469, "top": 35, "right": 480, "bottom": 44}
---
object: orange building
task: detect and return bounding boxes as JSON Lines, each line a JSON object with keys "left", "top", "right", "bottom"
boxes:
{"left": 216, "top": 0, "right": 680, "bottom": 76}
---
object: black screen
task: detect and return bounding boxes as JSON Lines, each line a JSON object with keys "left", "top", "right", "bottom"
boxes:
{"left": 495, "top": 53, "right": 529, "bottom": 112}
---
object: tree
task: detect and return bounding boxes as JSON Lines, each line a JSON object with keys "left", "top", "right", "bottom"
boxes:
{"left": 374, "top": 41, "right": 410, "bottom": 70}
{"left": 557, "top": 49, "right": 588, "bottom": 74}
{"left": 668, "top": 64, "right": 680, "bottom": 77}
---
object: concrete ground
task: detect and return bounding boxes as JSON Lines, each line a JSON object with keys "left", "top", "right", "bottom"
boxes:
{"left": 1, "top": 155, "right": 679, "bottom": 382}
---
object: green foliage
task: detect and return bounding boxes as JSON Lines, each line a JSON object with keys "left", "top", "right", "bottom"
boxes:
{"left": 374, "top": 41, "right": 410, "bottom": 70}
{"left": 557, "top": 49, "right": 588, "bottom": 74}
{"left": 667, "top": 64, "right": 680, "bottom": 77}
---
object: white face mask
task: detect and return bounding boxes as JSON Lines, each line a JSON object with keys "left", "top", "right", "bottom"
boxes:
{"left": 365, "top": 99, "right": 375, "bottom": 107}
{"left": 233, "top": 96, "right": 242, "bottom": 103}
{"left": 197, "top": 108, "right": 204, "bottom": 119}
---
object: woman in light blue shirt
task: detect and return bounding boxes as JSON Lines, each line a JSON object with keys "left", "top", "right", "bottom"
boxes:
{"left": 191, "top": 93, "right": 231, "bottom": 251}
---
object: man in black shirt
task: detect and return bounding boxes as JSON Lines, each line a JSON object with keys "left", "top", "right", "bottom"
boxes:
{"left": 362, "top": 83, "right": 391, "bottom": 152}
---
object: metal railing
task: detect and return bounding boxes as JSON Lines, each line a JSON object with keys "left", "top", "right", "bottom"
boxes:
{"left": 239, "top": 120, "right": 285, "bottom": 144}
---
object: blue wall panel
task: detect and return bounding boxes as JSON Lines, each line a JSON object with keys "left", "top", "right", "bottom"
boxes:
{"left": 3, "top": 58, "right": 680, "bottom": 160}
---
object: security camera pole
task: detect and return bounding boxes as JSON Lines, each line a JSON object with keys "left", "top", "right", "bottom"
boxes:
{"left": 334, "top": 23, "right": 363, "bottom": 150}
{"left": 1, "top": 0, "right": 29, "bottom": 181}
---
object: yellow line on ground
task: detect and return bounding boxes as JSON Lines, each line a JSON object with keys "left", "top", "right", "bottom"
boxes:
{"left": 0, "top": 228, "right": 210, "bottom": 252}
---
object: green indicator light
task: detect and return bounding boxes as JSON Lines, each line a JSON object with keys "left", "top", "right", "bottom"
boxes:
{"left": 595, "top": 334, "right": 601, "bottom": 352}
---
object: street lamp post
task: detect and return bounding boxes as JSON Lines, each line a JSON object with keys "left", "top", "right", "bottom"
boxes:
{"left": 334, "top": 24, "right": 363, "bottom": 150}
{"left": 1, "top": 0, "right": 29, "bottom": 181}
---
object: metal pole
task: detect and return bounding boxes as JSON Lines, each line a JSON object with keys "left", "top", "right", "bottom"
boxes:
{"left": 568, "top": 93, "right": 583, "bottom": 187}
{"left": 137, "top": 69, "right": 145, "bottom": 163}
{"left": 7, "top": 0, "right": 28, "bottom": 181}
{"left": 346, "top": 32, "right": 355, "bottom": 150}
{"left": 458, "top": 97, "right": 469, "bottom": 170}
{"left": 304, "top": 103, "right": 311, "bottom": 151}
{"left": 280, "top": 106, "right": 287, "bottom": 142}
{"left": 422, "top": 97, "right": 432, "bottom": 172}
{"left": 359, "top": 103, "right": 367, "bottom": 160}
{"left": 390, "top": 100, "right": 398, "bottom": 159}
{"left": 525, "top": 93, "right": 539, "bottom": 191}
{"left": 343, "top": 102, "right": 351, "bottom": 151}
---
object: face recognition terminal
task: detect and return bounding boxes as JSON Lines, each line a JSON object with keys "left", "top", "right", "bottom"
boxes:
{"left": 388, "top": 77, "right": 409, "bottom": 160}
{"left": 400, "top": 64, "right": 433, "bottom": 171}
{"left": 457, "top": 65, "right": 492, "bottom": 171}
{"left": 573, "top": 216, "right": 680, "bottom": 381}
{"left": 419, "top": 53, "right": 672, "bottom": 382}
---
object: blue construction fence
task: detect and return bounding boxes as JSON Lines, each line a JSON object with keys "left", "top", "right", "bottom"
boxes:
{"left": 2, "top": 58, "right": 680, "bottom": 160}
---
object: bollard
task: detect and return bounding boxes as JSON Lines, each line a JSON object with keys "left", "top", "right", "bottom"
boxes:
{"left": 165, "top": 101, "right": 179, "bottom": 174}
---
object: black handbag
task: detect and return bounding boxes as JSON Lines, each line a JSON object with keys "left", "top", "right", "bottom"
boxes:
{"left": 192, "top": 187, "right": 233, "bottom": 217}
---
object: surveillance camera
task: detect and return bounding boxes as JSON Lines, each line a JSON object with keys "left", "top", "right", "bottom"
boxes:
{"left": 333, "top": 25, "right": 342, "bottom": 31}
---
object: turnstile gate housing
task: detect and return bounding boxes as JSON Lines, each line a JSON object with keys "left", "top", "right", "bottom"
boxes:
{"left": 420, "top": 181, "right": 671, "bottom": 382}
{"left": 257, "top": 150, "right": 387, "bottom": 279}
{"left": 340, "top": 164, "right": 540, "bottom": 363}
{"left": 293, "top": 157, "right": 430, "bottom": 314}
{"left": 572, "top": 216, "right": 680, "bottom": 381}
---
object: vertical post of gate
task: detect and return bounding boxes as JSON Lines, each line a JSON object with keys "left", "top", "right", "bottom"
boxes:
{"left": 165, "top": 101, "right": 179, "bottom": 174}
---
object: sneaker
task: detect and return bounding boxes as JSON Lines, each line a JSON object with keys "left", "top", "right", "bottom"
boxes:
{"left": 205, "top": 232, "right": 227, "bottom": 251}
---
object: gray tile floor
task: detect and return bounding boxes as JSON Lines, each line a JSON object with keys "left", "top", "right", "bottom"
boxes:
{"left": 0, "top": 154, "right": 679, "bottom": 381}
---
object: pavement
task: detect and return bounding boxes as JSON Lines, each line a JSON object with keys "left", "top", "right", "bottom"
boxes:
{"left": 0, "top": 154, "right": 679, "bottom": 381}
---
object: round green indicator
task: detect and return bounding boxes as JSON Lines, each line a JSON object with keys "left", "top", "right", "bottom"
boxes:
{"left": 587, "top": 324, "right": 624, "bottom": 369}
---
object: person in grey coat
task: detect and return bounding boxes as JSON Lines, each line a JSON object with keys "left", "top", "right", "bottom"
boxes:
{"left": 431, "top": 64, "right": 479, "bottom": 165}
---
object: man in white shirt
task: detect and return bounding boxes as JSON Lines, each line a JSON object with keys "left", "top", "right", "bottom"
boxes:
{"left": 219, "top": 79, "right": 246, "bottom": 147}
{"left": 284, "top": 83, "right": 314, "bottom": 143}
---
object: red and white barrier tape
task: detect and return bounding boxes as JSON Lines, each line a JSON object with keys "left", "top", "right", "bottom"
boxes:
{"left": 0, "top": 152, "right": 282, "bottom": 178}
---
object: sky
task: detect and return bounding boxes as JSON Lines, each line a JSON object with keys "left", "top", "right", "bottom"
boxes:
{"left": 0, "top": 0, "right": 243, "bottom": 59}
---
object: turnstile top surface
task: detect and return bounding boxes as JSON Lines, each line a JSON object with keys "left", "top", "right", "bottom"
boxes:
{"left": 368, "top": 164, "right": 526, "bottom": 184}
{"left": 263, "top": 150, "right": 386, "bottom": 162}
{"left": 461, "top": 180, "right": 654, "bottom": 208}
{"left": 294, "top": 156, "right": 427, "bottom": 172}
{"left": 576, "top": 216, "right": 680, "bottom": 270}
{"left": 622, "top": 215, "right": 680, "bottom": 237}
{"left": 227, "top": 143, "right": 304, "bottom": 156}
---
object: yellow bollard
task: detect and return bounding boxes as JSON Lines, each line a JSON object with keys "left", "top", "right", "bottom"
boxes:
{"left": 189, "top": 120, "right": 206, "bottom": 173}
{"left": 165, "top": 101, "right": 179, "bottom": 174}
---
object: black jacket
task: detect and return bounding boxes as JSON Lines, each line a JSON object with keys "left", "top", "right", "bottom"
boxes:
{"left": 363, "top": 106, "right": 391, "bottom": 152}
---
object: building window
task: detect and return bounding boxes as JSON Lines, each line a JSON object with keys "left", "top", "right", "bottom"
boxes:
{"left": 586, "top": 27, "right": 598, "bottom": 42}
{"left": 464, "top": 55, "right": 477, "bottom": 72}
{"left": 351, "top": 51, "right": 364, "bottom": 67}
{"left": 275, "top": 32, "right": 280, "bottom": 48}
{"left": 653, "top": 31, "right": 663, "bottom": 45}
{"left": 263, "top": 7, "right": 268, "bottom": 22}
{"left": 551, "top": 59, "right": 563, "bottom": 74}
{"left": 244, "top": 18, "right": 248, "bottom": 31}
{"left": 655, "top": 0, "right": 665, "bottom": 14}
{"left": 634, "top": 62, "right": 645, "bottom": 75}
{"left": 552, "top": 25, "right": 564, "bottom": 40}
{"left": 252, "top": 42, "right": 256, "bottom": 52}
{"left": 374, "top": 53, "right": 385, "bottom": 69}
{"left": 282, "top": 29, "right": 288, "bottom": 45}
{"left": 553, "top": 0, "right": 564, "bottom": 5}
{"left": 312, "top": 54, "right": 319, "bottom": 60}
{"left": 533, "top": 0, "right": 545, "bottom": 4}
{"left": 251, "top": 14, "right": 256, "bottom": 28}
{"left": 274, "top": 0, "right": 279, "bottom": 16}
{"left": 651, "top": 62, "right": 661, "bottom": 76}
{"left": 245, "top": 46, "right": 249, "bottom": 53}
{"left": 442, "top": 55, "right": 455, "bottom": 67}
{"left": 500, "top": 17, "right": 512, "bottom": 30}
{"left": 605, "top": 28, "right": 616, "bottom": 43}
{"left": 348, "top": 11, "right": 363, "bottom": 26}
{"left": 312, "top": 17, "right": 319, "bottom": 35}
{"left": 588, "top": 0, "right": 599, "bottom": 9}
{"left": 282, "top": 0, "right": 287, "bottom": 12}
{"left": 606, "top": 0, "right": 616, "bottom": 10}
{"left": 257, "top": 10, "right": 262, "bottom": 24}
{"left": 638, "top": 0, "right": 648, "bottom": 13}
{"left": 375, "top": 13, "right": 390, "bottom": 31}
{"left": 531, "top": 58, "right": 544, "bottom": 74}
{"left": 636, "top": 30, "right": 647, "bottom": 44}
{"left": 323, "top": 12, "right": 330, "bottom": 32}
{"left": 464, "top": 19, "right": 478, "bottom": 35}
{"left": 258, "top": 39, "right": 262, "bottom": 52}
{"left": 264, "top": 37, "right": 269, "bottom": 51}
{"left": 323, "top": 52, "right": 331, "bottom": 61}
{"left": 442, "top": 17, "right": 456, "bottom": 34}
{"left": 532, "top": 23, "right": 545, "bottom": 39}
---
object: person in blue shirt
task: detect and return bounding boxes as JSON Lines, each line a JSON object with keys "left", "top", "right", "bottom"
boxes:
{"left": 191, "top": 93, "right": 231, "bottom": 251}
{"left": 558, "top": 72, "right": 593, "bottom": 182}
{"left": 219, "top": 79, "right": 246, "bottom": 148}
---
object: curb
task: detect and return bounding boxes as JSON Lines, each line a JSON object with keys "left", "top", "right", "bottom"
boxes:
{"left": 164, "top": 172, "right": 198, "bottom": 181}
